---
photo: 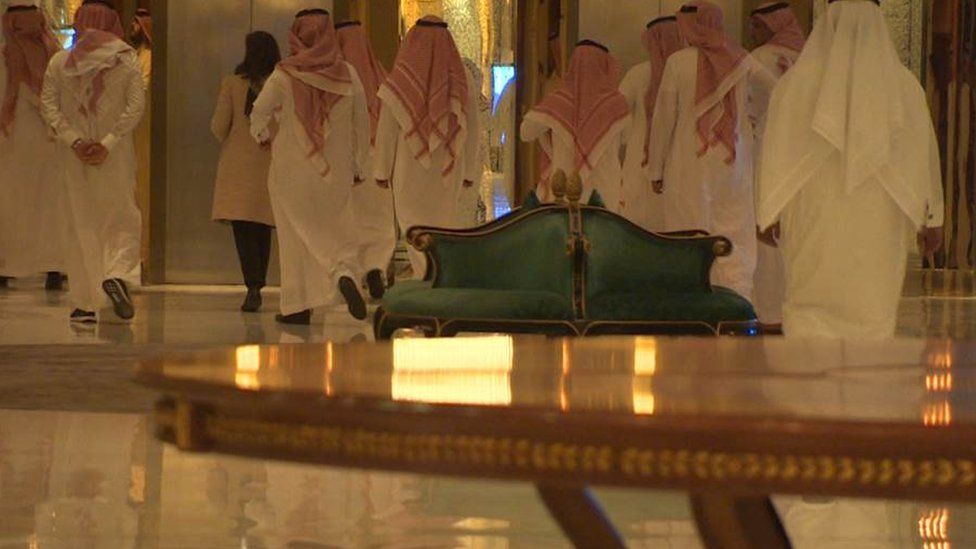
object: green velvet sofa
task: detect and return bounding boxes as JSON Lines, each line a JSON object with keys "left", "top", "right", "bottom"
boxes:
{"left": 374, "top": 180, "right": 759, "bottom": 339}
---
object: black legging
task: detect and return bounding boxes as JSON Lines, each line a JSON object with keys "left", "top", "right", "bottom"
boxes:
{"left": 232, "top": 221, "right": 272, "bottom": 290}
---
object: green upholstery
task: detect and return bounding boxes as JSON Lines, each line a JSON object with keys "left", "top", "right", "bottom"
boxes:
{"left": 431, "top": 209, "right": 574, "bottom": 296}
{"left": 587, "top": 286, "right": 756, "bottom": 322}
{"left": 383, "top": 279, "right": 432, "bottom": 300}
{"left": 582, "top": 209, "right": 715, "bottom": 298}
{"left": 384, "top": 288, "right": 574, "bottom": 321}
{"left": 378, "top": 202, "right": 757, "bottom": 338}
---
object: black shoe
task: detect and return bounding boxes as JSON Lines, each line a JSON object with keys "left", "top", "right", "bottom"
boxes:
{"left": 0, "top": 276, "right": 10, "bottom": 288}
{"left": 241, "top": 288, "right": 262, "bottom": 312}
{"left": 101, "top": 278, "right": 134, "bottom": 320}
{"left": 45, "top": 272, "right": 64, "bottom": 291}
{"left": 70, "top": 309, "right": 96, "bottom": 324}
{"left": 276, "top": 310, "right": 311, "bottom": 325}
{"left": 339, "top": 276, "right": 367, "bottom": 320}
{"left": 365, "top": 269, "right": 386, "bottom": 300}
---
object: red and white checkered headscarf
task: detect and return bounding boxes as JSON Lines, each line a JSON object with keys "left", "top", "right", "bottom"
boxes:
{"left": 378, "top": 16, "right": 468, "bottom": 177}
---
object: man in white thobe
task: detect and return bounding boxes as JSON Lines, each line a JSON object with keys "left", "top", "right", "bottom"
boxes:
{"left": 336, "top": 20, "right": 396, "bottom": 301}
{"left": 647, "top": 1, "right": 775, "bottom": 300}
{"left": 521, "top": 40, "right": 631, "bottom": 210}
{"left": 749, "top": 1, "right": 807, "bottom": 332}
{"left": 373, "top": 16, "right": 481, "bottom": 279}
{"left": 756, "top": 0, "right": 944, "bottom": 339}
{"left": 41, "top": 0, "right": 144, "bottom": 323}
{"left": 251, "top": 9, "right": 370, "bottom": 324}
{"left": 619, "top": 16, "right": 683, "bottom": 231}
{"left": 0, "top": 1, "right": 64, "bottom": 290}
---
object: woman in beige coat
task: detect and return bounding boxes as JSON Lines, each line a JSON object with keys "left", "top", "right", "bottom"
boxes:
{"left": 211, "top": 31, "right": 279, "bottom": 312}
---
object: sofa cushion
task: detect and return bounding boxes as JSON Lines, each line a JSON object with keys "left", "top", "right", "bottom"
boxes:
{"left": 582, "top": 209, "right": 716, "bottom": 299}
{"left": 587, "top": 287, "right": 756, "bottom": 323}
{"left": 432, "top": 210, "right": 574, "bottom": 296}
{"left": 385, "top": 280, "right": 433, "bottom": 300}
{"left": 384, "top": 288, "right": 574, "bottom": 321}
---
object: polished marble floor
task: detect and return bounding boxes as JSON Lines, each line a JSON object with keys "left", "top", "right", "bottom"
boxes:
{"left": 1, "top": 276, "right": 975, "bottom": 548}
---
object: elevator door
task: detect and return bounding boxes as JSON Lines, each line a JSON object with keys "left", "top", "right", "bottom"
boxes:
{"left": 164, "top": 0, "right": 333, "bottom": 284}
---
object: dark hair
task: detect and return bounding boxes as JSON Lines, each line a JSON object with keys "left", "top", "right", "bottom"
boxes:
{"left": 235, "top": 31, "right": 281, "bottom": 116}
{"left": 577, "top": 39, "right": 609, "bottom": 53}
{"left": 295, "top": 8, "right": 329, "bottom": 18}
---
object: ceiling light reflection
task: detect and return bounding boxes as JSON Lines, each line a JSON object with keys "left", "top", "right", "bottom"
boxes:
{"left": 392, "top": 337, "right": 514, "bottom": 406}
{"left": 234, "top": 345, "right": 262, "bottom": 391}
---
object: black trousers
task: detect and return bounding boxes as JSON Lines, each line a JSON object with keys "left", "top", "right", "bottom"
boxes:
{"left": 232, "top": 221, "right": 272, "bottom": 290}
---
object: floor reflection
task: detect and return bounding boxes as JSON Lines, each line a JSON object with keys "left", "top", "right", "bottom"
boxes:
{"left": 0, "top": 410, "right": 710, "bottom": 548}
{"left": 2, "top": 277, "right": 976, "bottom": 546}
{"left": 0, "top": 409, "right": 975, "bottom": 547}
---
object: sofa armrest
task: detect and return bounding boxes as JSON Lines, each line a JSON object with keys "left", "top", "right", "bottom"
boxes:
{"left": 406, "top": 206, "right": 576, "bottom": 296}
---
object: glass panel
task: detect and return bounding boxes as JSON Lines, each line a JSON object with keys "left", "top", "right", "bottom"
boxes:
{"left": 38, "top": 0, "right": 82, "bottom": 47}
{"left": 399, "top": 0, "right": 518, "bottom": 222}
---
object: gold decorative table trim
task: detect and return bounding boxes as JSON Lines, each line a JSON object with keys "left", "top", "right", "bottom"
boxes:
{"left": 156, "top": 398, "right": 976, "bottom": 501}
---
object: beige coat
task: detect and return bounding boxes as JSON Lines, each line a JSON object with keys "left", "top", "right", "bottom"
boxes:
{"left": 211, "top": 75, "right": 274, "bottom": 226}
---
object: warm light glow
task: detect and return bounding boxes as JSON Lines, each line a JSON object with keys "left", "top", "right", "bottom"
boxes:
{"left": 325, "top": 342, "right": 334, "bottom": 396}
{"left": 632, "top": 384, "right": 655, "bottom": 415}
{"left": 923, "top": 401, "right": 952, "bottom": 427}
{"left": 453, "top": 517, "right": 511, "bottom": 531}
{"left": 926, "top": 372, "right": 953, "bottom": 392}
{"left": 918, "top": 508, "right": 950, "bottom": 546}
{"left": 392, "top": 337, "right": 513, "bottom": 405}
{"left": 235, "top": 345, "right": 261, "bottom": 391}
{"left": 928, "top": 349, "right": 954, "bottom": 370}
{"left": 633, "top": 338, "right": 657, "bottom": 376}
{"left": 631, "top": 339, "right": 657, "bottom": 415}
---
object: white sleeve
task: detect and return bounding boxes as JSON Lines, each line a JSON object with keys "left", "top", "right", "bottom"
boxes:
{"left": 372, "top": 97, "right": 399, "bottom": 181}
{"left": 618, "top": 65, "right": 643, "bottom": 111}
{"left": 101, "top": 53, "right": 147, "bottom": 151}
{"left": 349, "top": 70, "right": 371, "bottom": 179}
{"left": 250, "top": 70, "right": 285, "bottom": 144}
{"left": 646, "top": 58, "right": 680, "bottom": 182}
{"left": 40, "top": 56, "right": 83, "bottom": 147}
{"left": 747, "top": 59, "right": 778, "bottom": 139}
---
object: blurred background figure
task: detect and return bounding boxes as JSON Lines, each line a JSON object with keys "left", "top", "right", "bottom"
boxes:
{"left": 41, "top": 0, "right": 146, "bottom": 323}
{"left": 0, "top": 0, "right": 65, "bottom": 291}
{"left": 373, "top": 16, "right": 480, "bottom": 279}
{"left": 211, "top": 31, "right": 280, "bottom": 313}
{"left": 619, "top": 15, "right": 684, "bottom": 231}
{"left": 749, "top": 1, "right": 806, "bottom": 334}
{"left": 250, "top": 9, "right": 369, "bottom": 325}
{"left": 521, "top": 40, "right": 630, "bottom": 209}
{"left": 336, "top": 20, "right": 395, "bottom": 301}
{"left": 647, "top": 1, "right": 776, "bottom": 301}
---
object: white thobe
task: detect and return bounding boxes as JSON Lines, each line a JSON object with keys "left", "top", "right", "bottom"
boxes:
{"left": 41, "top": 49, "right": 145, "bottom": 312}
{"left": 751, "top": 44, "right": 800, "bottom": 326}
{"left": 777, "top": 136, "right": 940, "bottom": 339}
{"left": 373, "top": 73, "right": 481, "bottom": 278}
{"left": 647, "top": 48, "right": 775, "bottom": 300}
{"left": 0, "top": 47, "right": 64, "bottom": 277}
{"left": 251, "top": 66, "right": 370, "bottom": 316}
{"left": 350, "top": 160, "right": 397, "bottom": 279}
{"left": 520, "top": 112, "right": 630, "bottom": 210}
{"left": 619, "top": 60, "right": 666, "bottom": 231}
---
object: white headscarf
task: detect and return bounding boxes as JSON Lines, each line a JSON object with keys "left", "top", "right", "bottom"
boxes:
{"left": 756, "top": 0, "right": 942, "bottom": 230}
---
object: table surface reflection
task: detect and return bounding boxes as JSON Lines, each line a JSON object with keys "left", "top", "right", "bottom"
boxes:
{"left": 139, "top": 336, "right": 975, "bottom": 426}
{"left": 138, "top": 336, "right": 976, "bottom": 504}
